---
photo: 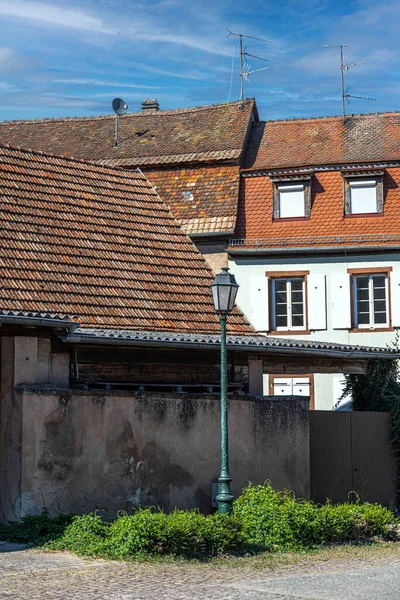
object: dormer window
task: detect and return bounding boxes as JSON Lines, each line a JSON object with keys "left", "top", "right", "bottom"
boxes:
{"left": 271, "top": 173, "right": 312, "bottom": 220}
{"left": 278, "top": 184, "right": 305, "bottom": 218}
{"left": 350, "top": 179, "right": 378, "bottom": 214}
{"left": 342, "top": 170, "right": 384, "bottom": 216}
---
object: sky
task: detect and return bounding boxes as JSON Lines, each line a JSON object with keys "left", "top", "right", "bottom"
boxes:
{"left": 0, "top": 0, "right": 399, "bottom": 121}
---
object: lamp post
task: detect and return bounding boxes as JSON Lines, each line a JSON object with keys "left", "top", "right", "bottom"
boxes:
{"left": 211, "top": 266, "right": 239, "bottom": 515}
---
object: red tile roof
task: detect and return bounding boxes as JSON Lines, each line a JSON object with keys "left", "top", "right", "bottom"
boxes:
{"left": 0, "top": 100, "right": 256, "bottom": 168}
{"left": 144, "top": 165, "right": 239, "bottom": 235}
{"left": 0, "top": 144, "right": 253, "bottom": 334}
{"left": 233, "top": 168, "right": 400, "bottom": 249}
{"left": 243, "top": 112, "right": 400, "bottom": 171}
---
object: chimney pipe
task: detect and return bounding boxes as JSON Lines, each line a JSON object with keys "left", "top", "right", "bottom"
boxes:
{"left": 141, "top": 99, "right": 160, "bottom": 113}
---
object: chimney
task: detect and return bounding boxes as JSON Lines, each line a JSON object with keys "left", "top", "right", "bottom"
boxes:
{"left": 141, "top": 99, "right": 160, "bottom": 113}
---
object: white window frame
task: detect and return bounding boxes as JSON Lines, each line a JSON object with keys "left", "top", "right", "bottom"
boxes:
{"left": 277, "top": 184, "right": 305, "bottom": 218}
{"left": 353, "top": 273, "right": 389, "bottom": 329}
{"left": 272, "top": 277, "right": 307, "bottom": 331}
{"left": 349, "top": 179, "right": 378, "bottom": 215}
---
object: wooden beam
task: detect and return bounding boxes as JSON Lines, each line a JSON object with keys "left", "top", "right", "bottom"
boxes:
{"left": 263, "top": 356, "right": 368, "bottom": 375}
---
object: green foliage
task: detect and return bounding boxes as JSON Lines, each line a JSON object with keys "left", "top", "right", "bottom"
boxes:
{"left": 1, "top": 485, "right": 396, "bottom": 559}
{"left": 49, "top": 508, "right": 243, "bottom": 559}
{"left": 0, "top": 511, "right": 73, "bottom": 546}
{"left": 48, "top": 512, "right": 109, "bottom": 556}
{"left": 340, "top": 357, "right": 400, "bottom": 412}
{"left": 234, "top": 483, "right": 396, "bottom": 552}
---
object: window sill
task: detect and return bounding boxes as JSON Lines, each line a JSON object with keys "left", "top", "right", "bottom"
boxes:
{"left": 273, "top": 216, "right": 310, "bottom": 222}
{"left": 349, "top": 327, "right": 394, "bottom": 333}
{"left": 344, "top": 212, "right": 383, "bottom": 218}
{"left": 269, "top": 329, "right": 311, "bottom": 336}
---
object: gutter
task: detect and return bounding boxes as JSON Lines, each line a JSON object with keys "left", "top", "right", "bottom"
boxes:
{"left": 61, "top": 332, "right": 400, "bottom": 360}
{"left": 0, "top": 315, "right": 80, "bottom": 333}
{"left": 228, "top": 245, "right": 400, "bottom": 257}
{"left": 189, "top": 231, "right": 234, "bottom": 239}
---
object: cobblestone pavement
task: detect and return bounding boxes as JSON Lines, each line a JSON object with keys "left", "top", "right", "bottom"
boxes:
{"left": 1, "top": 544, "right": 400, "bottom": 599}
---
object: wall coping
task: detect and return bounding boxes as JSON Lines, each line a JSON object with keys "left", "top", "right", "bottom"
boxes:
{"left": 15, "top": 384, "right": 308, "bottom": 405}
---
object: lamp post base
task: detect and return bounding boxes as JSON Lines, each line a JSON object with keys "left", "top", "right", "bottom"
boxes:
{"left": 216, "top": 475, "right": 234, "bottom": 515}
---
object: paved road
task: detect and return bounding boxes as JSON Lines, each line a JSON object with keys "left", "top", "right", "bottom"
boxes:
{"left": 1, "top": 543, "right": 400, "bottom": 599}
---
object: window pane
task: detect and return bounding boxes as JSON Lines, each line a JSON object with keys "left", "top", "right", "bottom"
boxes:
{"left": 356, "top": 276, "right": 369, "bottom": 290}
{"left": 374, "top": 300, "right": 386, "bottom": 313}
{"left": 373, "top": 275, "right": 387, "bottom": 324}
{"left": 290, "top": 278, "right": 304, "bottom": 328}
{"left": 358, "top": 311, "right": 370, "bottom": 325}
{"left": 279, "top": 188, "right": 305, "bottom": 218}
{"left": 374, "top": 287, "right": 385, "bottom": 300}
{"left": 291, "top": 291, "right": 303, "bottom": 303}
{"left": 375, "top": 312, "right": 387, "bottom": 324}
{"left": 276, "top": 316, "right": 287, "bottom": 327}
{"left": 274, "top": 279, "right": 288, "bottom": 328}
{"left": 350, "top": 182, "right": 377, "bottom": 214}
{"left": 292, "top": 315, "right": 304, "bottom": 327}
{"left": 356, "top": 276, "right": 371, "bottom": 325}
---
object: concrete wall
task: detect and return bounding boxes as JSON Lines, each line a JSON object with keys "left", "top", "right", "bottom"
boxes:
{"left": 9, "top": 389, "right": 309, "bottom": 520}
{"left": 0, "top": 336, "right": 70, "bottom": 521}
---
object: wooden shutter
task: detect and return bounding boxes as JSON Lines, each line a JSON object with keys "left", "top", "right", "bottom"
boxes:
{"left": 249, "top": 274, "right": 269, "bottom": 331}
{"left": 307, "top": 274, "right": 327, "bottom": 330}
{"left": 390, "top": 271, "right": 400, "bottom": 327}
{"left": 331, "top": 273, "right": 351, "bottom": 329}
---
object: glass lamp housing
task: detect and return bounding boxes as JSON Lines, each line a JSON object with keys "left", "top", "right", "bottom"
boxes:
{"left": 211, "top": 267, "right": 239, "bottom": 314}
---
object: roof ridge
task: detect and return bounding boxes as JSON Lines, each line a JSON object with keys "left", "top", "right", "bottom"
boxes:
{"left": 0, "top": 142, "right": 148, "bottom": 177}
{"left": 0, "top": 99, "right": 255, "bottom": 126}
{"left": 257, "top": 110, "right": 400, "bottom": 125}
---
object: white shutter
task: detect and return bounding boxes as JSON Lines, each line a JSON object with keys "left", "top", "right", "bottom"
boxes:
{"left": 307, "top": 274, "right": 326, "bottom": 330}
{"left": 331, "top": 273, "right": 351, "bottom": 329}
{"left": 249, "top": 274, "right": 269, "bottom": 331}
{"left": 278, "top": 186, "right": 305, "bottom": 218}
{"left": 350, "top": 181, "right": 377, "bottom": 214}
{"left": 273, "top": 378, "right": 293, "bottom": 396}
{"left": 390, "top": 271, "right": 400, "bottom": 327}
{"left": 293, "top": 377, "right": 311, "bottom": 397}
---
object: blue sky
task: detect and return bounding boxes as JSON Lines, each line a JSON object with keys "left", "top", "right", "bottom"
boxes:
{"left": 0, "top": 0, "right": 398, "bottom": 121}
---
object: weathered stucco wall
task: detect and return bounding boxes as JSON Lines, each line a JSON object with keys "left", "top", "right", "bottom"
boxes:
{"left": 13, "top": 390, "right": 309, "bottom": 519}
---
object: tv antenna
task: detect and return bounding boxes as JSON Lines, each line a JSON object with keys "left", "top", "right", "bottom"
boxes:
{"left": 112, "top": 97, "right": 128, "bottom": 146}
{"left": 321, "top": 45, "right": 376, "bottom": 118}
{"left": 227, "top": 30, "right": 270, "bottom": 101}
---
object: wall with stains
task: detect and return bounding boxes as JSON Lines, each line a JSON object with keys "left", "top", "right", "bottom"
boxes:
{"left": 14, "top": 389, "right": 309, "bottom": 519}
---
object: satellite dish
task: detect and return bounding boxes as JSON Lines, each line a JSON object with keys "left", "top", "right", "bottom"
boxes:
{"left": 112, "top": 98, "right": 128, "bottom": 115}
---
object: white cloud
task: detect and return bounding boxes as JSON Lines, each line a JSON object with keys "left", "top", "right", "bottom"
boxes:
{"left": 0, "top": 1, "right": 116, "bottom": 33}
{"left": 0, "top": 46, "right": 35, "bottom": 73}
{"left": 0, "top": 1, "right": 230, "bottom": 56}
{"left": 54, "top": 78, "right": 162, "bottom": 89}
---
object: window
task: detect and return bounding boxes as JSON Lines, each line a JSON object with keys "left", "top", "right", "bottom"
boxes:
{"left": 272, "top": 277, "right": 306, "bottom": 330}
{"left": 271, "top": 175, "right": 312, "bottom": 220}
{"left": 278, "top": 184, "right": 305, "bottom": 218}
{"left": 350, "top": 180, "right": 377, "bottom": 214}
{"left": 342, "top": 171, "right": 384, "bottom": 215}
{"left": 353, "top": 273, "right": 389, "bottom": 328}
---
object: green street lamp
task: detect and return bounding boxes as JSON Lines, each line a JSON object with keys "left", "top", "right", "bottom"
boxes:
{"left": 211, "top": 266, "right": 239, "bottom": 515}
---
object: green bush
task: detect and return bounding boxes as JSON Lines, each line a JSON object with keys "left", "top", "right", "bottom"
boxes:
{"left": 50, "top": 508, "right": 243, "bottom": 559}
{"left": 1, "top": 484, "right": 397, "bottom": 558}
{"left": 234, "top": 483, "right": 397, "bottom": 551}
{"left": 49, "top": 513, "right": 109, "bottom": 556}
{"left": 0, "top": 511, "right": 72, "bottom": 546}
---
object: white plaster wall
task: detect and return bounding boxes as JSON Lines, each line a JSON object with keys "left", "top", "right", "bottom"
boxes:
{"left": 231, "top": 252, "right": 400, "bottom": 409}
